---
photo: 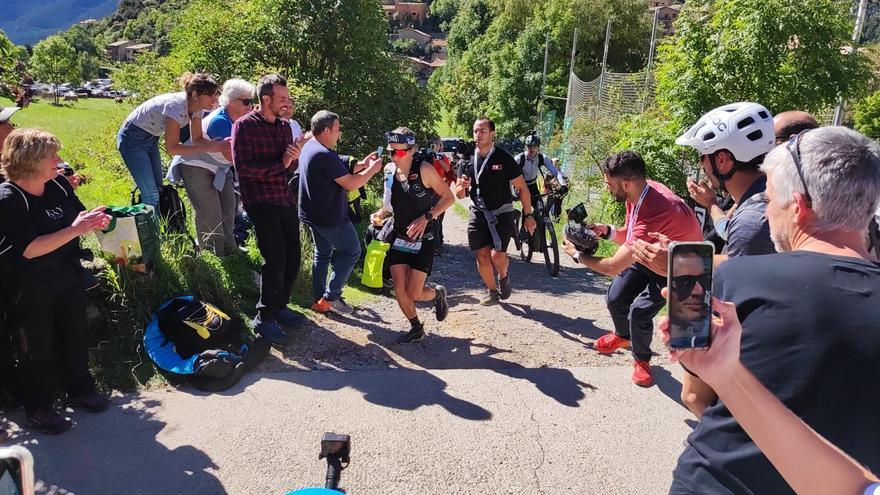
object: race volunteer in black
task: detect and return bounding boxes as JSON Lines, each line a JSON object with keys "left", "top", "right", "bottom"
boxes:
{"left": 454, "top": 117, "right": 536, "bottom": 305}
{"left": 371, "top": 128, "right": 455, "bottom": 344}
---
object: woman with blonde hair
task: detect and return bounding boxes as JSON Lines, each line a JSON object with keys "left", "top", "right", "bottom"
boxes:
{"left": 0, "top": 129, "right": 111, "bottom": 434}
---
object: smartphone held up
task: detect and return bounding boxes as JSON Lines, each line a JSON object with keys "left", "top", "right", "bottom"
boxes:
{"left": 0, "top": 446, "right": 35, "bottom": 495}
{"left": 666, "top": 241, "right": 713, "bottom": 349}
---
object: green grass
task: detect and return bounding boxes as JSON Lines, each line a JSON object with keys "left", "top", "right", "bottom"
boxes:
{"left": 3, "top": 95, "right": 382, "bottom": 390}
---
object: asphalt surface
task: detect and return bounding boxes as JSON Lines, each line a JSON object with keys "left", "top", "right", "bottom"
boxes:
{"left": 10, "top": 366, "right": 692, "bottom": 495}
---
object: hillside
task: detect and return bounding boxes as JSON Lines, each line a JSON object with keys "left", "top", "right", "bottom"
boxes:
{"left": 0, "top": 0, "right": 117, "bottom": 45}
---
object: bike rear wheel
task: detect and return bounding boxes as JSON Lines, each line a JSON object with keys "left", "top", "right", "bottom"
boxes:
{"left": 543, "top": 218, "right": 560, "bottom": 276}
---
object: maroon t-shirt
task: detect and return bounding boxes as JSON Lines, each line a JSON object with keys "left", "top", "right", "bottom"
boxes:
{"left": 616, "top": 180, "right": 703, "bottom": 248}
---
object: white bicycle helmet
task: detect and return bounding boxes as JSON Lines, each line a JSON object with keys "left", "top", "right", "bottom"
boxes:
{"left": 676, "top": 102, "right": 775, "bottom": 162}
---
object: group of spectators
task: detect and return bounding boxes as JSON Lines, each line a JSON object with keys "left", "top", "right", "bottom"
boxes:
{"left": 1, "top": 70, "right": 879, "bottom": 493}
{"left": 564, "top": 101, "right": 880, "bottom": 494}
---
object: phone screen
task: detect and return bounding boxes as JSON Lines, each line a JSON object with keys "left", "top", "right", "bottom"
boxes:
{"left": 375, "top": 146, "right": 384, "bottom": 158}
{"left": 667, "top": 242, "right": 713, "bottom": 349}
{"left": 0, "top": 458, "right": 23, "bottom": 495}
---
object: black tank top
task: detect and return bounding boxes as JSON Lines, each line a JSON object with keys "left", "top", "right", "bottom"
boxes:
{"left": 391, "top": 162, "right": 434, "bottom": 238}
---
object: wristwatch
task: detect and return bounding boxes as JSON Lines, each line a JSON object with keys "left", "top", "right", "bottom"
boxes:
{"left": 424, "top": 211, "right": 434, "bottom": 221}
{"left": 523, "top": 212, "right": 534, "bottom": 220}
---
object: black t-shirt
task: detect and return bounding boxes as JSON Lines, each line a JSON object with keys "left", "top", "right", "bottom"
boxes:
{"left": 671, "top": 251, "right": 880, "bottom": 495}
{"left": 468, "top": 145, "right": 521, "bottom": 211}
{"left": 0, "top": 177, "right": 85, "bottom": 288}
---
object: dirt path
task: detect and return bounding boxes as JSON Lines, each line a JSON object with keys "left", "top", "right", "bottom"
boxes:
{"left": 260, "top": 199, "right": 671, "bottom": 374}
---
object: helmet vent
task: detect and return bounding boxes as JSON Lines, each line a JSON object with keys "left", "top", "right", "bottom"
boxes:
{"left": 758, "top": 110, "right": 769, "bottom": 119}
{"left": 702, "top": 131, "right": 716, "bottom": 141}
{"left": 746, "top": 130, "right": 763, "bottom": 141}
{"left": 737, "top": 116, "right": 755, "bottom": 129}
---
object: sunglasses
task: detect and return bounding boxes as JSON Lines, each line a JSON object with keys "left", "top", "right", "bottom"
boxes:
{"left": 388, "top": 147, "right": 413, "bottom": 158}
{"left": 239, "top": 98, "right": 254, "bottom": 106}
{"left": 670, "top": 273, "right": 711, "bottom": 300}
{"left": 785, "top": 130, "right": 813, "bottom": 208}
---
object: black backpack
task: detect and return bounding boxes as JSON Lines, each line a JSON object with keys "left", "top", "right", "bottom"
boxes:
{"left": 131, "top": 184, "right": 188, "bottom": 236}
{"left": 156, "top": 297, "right": 240, "bottom": 360}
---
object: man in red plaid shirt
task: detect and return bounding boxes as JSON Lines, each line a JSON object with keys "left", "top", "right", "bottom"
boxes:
{"left": 232, "top": 74, "right": 306, "bottom": 346}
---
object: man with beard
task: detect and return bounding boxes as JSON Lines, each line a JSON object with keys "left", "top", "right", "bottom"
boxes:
{"left": 669, "top": 125, "right": 880, "bottom": 495}
{"left": 563, "top": 151, "right": 702, "bottom": 386}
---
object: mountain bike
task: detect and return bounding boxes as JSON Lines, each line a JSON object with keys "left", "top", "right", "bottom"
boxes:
{"left": 513, "top": 193, "right": 560, "bottom": 277}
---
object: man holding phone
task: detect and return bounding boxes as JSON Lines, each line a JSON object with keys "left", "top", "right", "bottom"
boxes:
{"left": 668, "top": 126, "right": 880, "bottom": 495}
{"left": 563, "top": 151, "right": 702, "bottom": 386}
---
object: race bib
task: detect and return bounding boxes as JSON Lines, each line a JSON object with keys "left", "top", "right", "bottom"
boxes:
{"left": 392, "top": 237, "right": 422, "bottom": 253}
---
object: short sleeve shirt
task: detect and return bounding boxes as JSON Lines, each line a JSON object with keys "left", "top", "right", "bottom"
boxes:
{"left": 622, "top": 180, "right": 703, "bottom": 247}
{"left": 470, "top": 145, "right": 522, "bottom": 210}
{"left": 124, "top": 92, "right": 190, "bottom": 136}
{"left": 0, "top": 177, "right": 85, "bottom": 288}
{"left": 298, "top": 138, "right": 350, "bottom": 227}
{"left": 670, "top": 252, "right": 880, "bottom": 495}
{"left": 724, "top": 175, "right": 775, "bottom": 257}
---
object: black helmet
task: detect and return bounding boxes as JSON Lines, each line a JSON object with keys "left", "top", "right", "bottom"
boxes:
{"left": 525, "top": 133, "right": 540, "bottom": 146}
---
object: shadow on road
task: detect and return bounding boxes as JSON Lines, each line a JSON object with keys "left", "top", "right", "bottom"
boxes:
{"left": 5, "top": 399, "right": 225, "bottom": 495}
{"left": 500, "top": 302, "right": 607, "bottom": 343}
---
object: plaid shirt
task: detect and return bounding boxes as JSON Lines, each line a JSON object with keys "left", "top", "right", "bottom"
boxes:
{"left": 231, "top": 110, "right": 295, "bottom": 207}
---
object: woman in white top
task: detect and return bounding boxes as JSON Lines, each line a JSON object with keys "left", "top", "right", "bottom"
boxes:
{"left": 116, "top": 73, "right": 228, "bottom": 207}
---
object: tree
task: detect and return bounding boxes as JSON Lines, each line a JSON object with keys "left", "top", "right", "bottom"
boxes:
{"left": 654, "top": 0, "right": 873, "bottom": 125}
{"left": 170, "top": 0, "right": 435, "bottom": 157}
{"left": 30, "top": 35, "right": 80, "bottom": 103}
{"left": 854, "top": 89, "right": 880, "bottom": 140}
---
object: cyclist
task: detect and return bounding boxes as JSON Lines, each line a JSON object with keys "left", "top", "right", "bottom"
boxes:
{"left": 512, "top": 133, "right": 567, "bottom": 250}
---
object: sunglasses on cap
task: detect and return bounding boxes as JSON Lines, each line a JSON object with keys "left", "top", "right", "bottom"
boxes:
{"left": 670, "top": 273, "right": 711, "bottom": 300}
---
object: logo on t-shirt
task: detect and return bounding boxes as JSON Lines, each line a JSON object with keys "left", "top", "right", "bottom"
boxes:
{"left": 45, "top": 206, "right": 64, "bottom": 220}
{"left": 491, "top": 164, "right": 502, "bottom": 171}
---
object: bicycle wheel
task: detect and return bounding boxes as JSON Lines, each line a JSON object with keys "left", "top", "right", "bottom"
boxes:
{"left": 543, "top": 218, "right": 560, "bottom": 276}
{"left": 519, "top": 224, "right": 533, "bottom": 262}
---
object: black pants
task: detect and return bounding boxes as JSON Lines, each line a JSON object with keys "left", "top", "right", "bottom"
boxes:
{"left": 0, "top": 301, "right": 18, "bottom": 399}
{"left": 246, "top": 202, "right": 301, "bottom": 321}
{"left": 9, "top": 277, "right": 95, "bottom": 412}
{"left": 606, "top": 263, "right": 666, "bottom": 362}
{"left": 436, "top": 212, "right": 446, "bottom": 246}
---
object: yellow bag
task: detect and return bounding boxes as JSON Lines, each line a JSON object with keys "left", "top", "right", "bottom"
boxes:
{"left": 361, "top": 240, "right": 391, "bottom": 288}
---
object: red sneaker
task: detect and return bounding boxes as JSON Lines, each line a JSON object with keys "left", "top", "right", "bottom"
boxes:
{"left": 594, "top": 333, "right": 631, "bottom": 354}
{"left": 311, "top": 298, "right": 332, "bottom": 314}
{"left": 632, "top": 360, "right": 653, "bottom": 387}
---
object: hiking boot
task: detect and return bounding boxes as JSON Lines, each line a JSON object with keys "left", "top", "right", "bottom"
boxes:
{"left": 327, "top": 298, "right": 356, "bottom": 315}
{"left": 632, "top": 360, "right": 654, "bottom": 387}
{"left": 276, "top": 307, "right": 304, "bottom": 327}
{"left": 397, "top": 325, "right": 425, "bottom": 344}
{"left": 594, "top": 333, "right": 631, "bottom": 354}
{"left": 252, "top": 316, "right": 289, "bottom": 346}
{"left": 480, "top": 290, "right": 501, "bottom": 306}
{"left": 311, "top": 298, "right": 332, "bottom": 314}
{"left": 499, "top": 275, "right": 512, "bottom": 300}
{"left": 26, "top": 406, "right": 72, "bottom": 435}
{"left": 434, "top": 285, "right": 448, "bottom": 322}
{"left": 67, "top": 391, "right": 111, "bottom": 413}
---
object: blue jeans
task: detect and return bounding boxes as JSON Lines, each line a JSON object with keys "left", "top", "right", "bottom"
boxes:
{"left": 308, "top": 222, "right": 361, "bottom": 301}
{"left": 118, "top": 122, "right": 163, "bottom": 207}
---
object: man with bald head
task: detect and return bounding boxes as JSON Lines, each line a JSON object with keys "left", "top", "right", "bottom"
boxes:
{"left": 774, "top": 110, "right": 819, "bottom": 144}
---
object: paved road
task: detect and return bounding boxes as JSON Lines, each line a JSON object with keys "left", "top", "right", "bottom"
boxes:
{"left": 11, "top": 366, "right": 692, "bottom": 495}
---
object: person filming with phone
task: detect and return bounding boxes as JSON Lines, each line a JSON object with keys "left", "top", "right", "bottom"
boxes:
{"left": 666, "top": 126, "right": 880, "bottom": 495}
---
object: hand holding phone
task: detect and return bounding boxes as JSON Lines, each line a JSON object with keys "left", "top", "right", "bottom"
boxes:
{"left": 666, "top": 241, "right": 713, "bottom": 349}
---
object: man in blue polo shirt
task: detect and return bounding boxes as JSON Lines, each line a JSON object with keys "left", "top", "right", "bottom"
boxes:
{"left": 299, "top": 110, "right": 382, "bottom": 314}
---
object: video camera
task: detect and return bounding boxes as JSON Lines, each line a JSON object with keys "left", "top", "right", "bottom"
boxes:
{"left": 319, "top": 432, "right": 351, "bottom": 492}
{"left": 565, "top": 202, "right": 599, "bottom": 257}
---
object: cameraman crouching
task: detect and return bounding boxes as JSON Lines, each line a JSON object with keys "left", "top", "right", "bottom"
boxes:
{"left": 563, "top": 151, "right": 702, "bottom": 387}
{"left": 0, "top": 129, "right": 112, "bottom": 434}
{"left": 455, "top": 118, "right": 536, "bottom": 305}
{"left": 371, "top": 128, "right": 454, "bottom": 344}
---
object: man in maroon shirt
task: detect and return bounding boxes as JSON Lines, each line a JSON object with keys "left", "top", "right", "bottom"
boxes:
{"left": 232, "top": 74, "right": 305, "bottom": 346}
{"left": 563, "top": 151, "right": 703, "bottom": 386}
